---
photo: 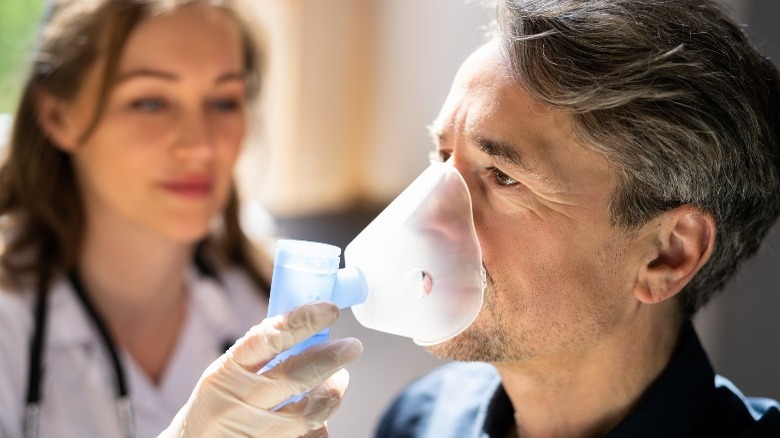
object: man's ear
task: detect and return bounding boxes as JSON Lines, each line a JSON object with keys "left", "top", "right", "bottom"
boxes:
{"left": 34, "top": 89, "right": 78, "bottom": 152}
{"left": 635, "top": 205, "right": 716, "bottom": 304}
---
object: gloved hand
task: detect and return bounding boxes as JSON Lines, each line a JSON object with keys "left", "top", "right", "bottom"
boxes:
{"left": 159, "top": 301, "right": 363, "bottom": 438}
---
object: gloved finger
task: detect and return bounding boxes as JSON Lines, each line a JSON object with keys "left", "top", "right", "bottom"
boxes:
{"left": 229, "top": 301, "right": 340, "bottom": 371}
{"left": 299, "top": 425, "right": 329, "bottom": 438}
{"left": 278, "top": 368, "right": 351, "bottom": 435}
{"left": 244, "top": 338, "right": 362, "bottom": 408}
{"left": 188, "top": 398, "right": 328, "bottom": 438}
{"left": 165, "top": 366, "right": 347, "bottom": 438}
{"left": 222, "top": 370, "right": 349, "bottom": 438}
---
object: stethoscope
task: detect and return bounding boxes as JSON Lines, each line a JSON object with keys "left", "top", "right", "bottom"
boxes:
{"left": 23, "top": 259, "right": 235, "bottom": 438}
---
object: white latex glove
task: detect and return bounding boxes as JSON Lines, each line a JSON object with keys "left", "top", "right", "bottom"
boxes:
{"left": 159, "top": 301, "right": 363, "bottom": 438}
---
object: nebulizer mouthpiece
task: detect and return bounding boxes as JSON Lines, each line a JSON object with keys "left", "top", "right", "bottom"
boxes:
{"left": 265, "top": 160, "right": 485, "bottom": 368}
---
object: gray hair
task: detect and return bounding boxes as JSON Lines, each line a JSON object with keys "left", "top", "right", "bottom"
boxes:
{"left": 498, "top": 0, "right": 780, "bottom": 317}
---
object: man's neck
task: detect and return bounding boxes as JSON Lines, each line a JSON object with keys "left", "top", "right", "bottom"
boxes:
{"left": 496, "top": 303, "right": 682, "bottom": 438}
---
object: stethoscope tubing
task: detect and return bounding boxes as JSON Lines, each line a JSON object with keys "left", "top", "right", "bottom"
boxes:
{"left": 24, "top": 270, "right": 135, "bottom": 438}
{"left": 22, "top": 259, "right": 234, "bottom": 438}
{"left": 24, "top": 277, "right": 47, "bottom": 438}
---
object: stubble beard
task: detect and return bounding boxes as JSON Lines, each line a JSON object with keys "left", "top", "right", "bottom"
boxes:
{"left": 426, "top": 267, "right": 526, "bottom": 363}
{"left": 426, "top": 239, "right": 631, "bottom": 365}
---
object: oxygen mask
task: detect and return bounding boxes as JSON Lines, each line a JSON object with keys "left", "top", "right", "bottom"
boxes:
{"left": 264, "top": 159, "right": 485, "bottom": 369}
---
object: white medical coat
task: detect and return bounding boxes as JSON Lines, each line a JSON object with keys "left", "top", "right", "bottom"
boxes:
{"left": 0, "top": 266, "right": 267, "bottom": 438}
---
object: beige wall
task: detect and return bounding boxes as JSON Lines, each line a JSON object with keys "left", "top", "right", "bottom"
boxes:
{"left": 239, "top": 0, "right": 492, "bottom": 218}
{"left": 239, "top": 0, "right": 375, "bottom": 216}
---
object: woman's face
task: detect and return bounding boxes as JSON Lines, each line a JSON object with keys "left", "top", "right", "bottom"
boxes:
{"left": 54, "top": 4, "right": 248, "bottom": 244}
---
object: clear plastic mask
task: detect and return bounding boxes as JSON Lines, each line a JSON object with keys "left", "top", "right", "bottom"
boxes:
{"left": 345, "top": 159, "right": 485, "bottom": 345}
{"left": 266, "top": 160, "right": 485, "bottom": 358}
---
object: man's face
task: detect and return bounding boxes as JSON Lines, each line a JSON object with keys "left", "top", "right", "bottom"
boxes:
{"left": 427, "top": 41, "right": 650, "bottom": 362}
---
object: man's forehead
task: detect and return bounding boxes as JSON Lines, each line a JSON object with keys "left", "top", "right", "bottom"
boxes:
{"left": 433, "top": 42, "right": 565, "bottom": 140}
{"left": 430, "top": 41, "right": 608, "bottom": 194}
{"left": 431, "top": 42, "right": 512, "bottom": 133}
{"left": 459, "top": 40, "right": 510, "bottom": 81}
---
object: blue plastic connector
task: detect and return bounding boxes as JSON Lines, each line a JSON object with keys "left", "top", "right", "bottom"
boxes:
{"left": 263, "top": 240, "right": 368, "bottom": 374}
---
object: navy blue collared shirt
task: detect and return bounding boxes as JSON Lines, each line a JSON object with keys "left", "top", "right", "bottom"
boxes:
{"left": 376, "top": 324, "right": 780, "bottom": 437}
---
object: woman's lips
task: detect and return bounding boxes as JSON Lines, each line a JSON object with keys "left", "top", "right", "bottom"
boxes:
{"left": 158, "top": 178, "right": 213, "bottom": 198}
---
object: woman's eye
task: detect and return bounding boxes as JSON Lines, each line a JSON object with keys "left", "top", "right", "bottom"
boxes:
{"left": 489, "top": 166, "right": 519, "bottom": 187}
{"left": 209, "top": 99, "right": 242, "bottom": 112}
{"left": 130, "top": 98, "right": 166, "bottom": 113}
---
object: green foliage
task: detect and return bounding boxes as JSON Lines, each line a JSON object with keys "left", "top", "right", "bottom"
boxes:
{"left": 0, "top": 0, "right": 47, "bottom": 113}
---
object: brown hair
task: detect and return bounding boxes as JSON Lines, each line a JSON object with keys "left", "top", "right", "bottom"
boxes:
{"left": 498, "top": 0, "right": 780, "bottom": 317}
{"left": 0, "top": 0, "right": 270, "bottom": 294}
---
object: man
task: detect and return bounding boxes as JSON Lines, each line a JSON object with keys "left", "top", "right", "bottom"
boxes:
{"left": 377, "top": 0, "right": 780, "bottom": 437}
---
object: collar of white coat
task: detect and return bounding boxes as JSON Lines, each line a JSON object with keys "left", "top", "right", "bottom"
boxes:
{"left": 45, "top": 265, "right": 243, "bottom": 349}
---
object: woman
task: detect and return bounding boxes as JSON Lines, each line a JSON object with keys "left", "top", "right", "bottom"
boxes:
{"left": 0, "top": 1, "right": 361, "bottom": 436}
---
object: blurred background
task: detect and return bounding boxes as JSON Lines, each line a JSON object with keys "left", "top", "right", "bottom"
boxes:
{"left": 0, "top": 1, "right": 777, "bottom": 437}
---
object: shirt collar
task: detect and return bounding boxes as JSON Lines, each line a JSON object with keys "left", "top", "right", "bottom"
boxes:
{"left": 604, "top": 322, "right": 716, "bottom": 437}
{"left": 481, "top": 323, "right": 716, "bottom": 438}
{"left": 482, "top": 384, "right": 515, "bottom": 437}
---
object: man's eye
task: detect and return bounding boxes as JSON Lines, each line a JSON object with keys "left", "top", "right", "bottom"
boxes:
{"left": 130, "top": 98, "right": 166, "bottom": 112}
{"left": 489, "top": 167, "right": 519, "bottom": 186}
{"left": 430, "top": 149, "right": 452, "bottom": 163}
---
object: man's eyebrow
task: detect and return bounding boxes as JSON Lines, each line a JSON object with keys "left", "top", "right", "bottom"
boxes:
{"left": 474, "top": 136, "right": 534, "bottom": 172}
{"left": 426, "top": 121, "right": 443, "bottom": 145}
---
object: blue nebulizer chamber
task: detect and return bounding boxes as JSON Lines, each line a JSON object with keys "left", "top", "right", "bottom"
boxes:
{"left": 265, "top": 160, "right": 486, "bottom": 369}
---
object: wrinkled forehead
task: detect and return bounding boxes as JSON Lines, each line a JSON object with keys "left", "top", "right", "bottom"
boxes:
{"left": 432, "top": 41, "right": 567, "bottom": 142}
{"left": 432, "top": 41, "right": 512, "bottom": 131}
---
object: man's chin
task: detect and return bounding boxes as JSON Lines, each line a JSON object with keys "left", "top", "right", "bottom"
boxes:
{"left": 424, "top": 339, "right": 458, "bottom": 360}
{"left": 424, "top": 326, "right": 509, "bottom": 363}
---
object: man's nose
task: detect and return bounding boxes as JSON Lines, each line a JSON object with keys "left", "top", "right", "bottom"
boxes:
{"left": 448, "top": 151, "right": 480, "bottom": 202}
{"left": 445, "top": 150, "right": 486, "bottom": 229}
